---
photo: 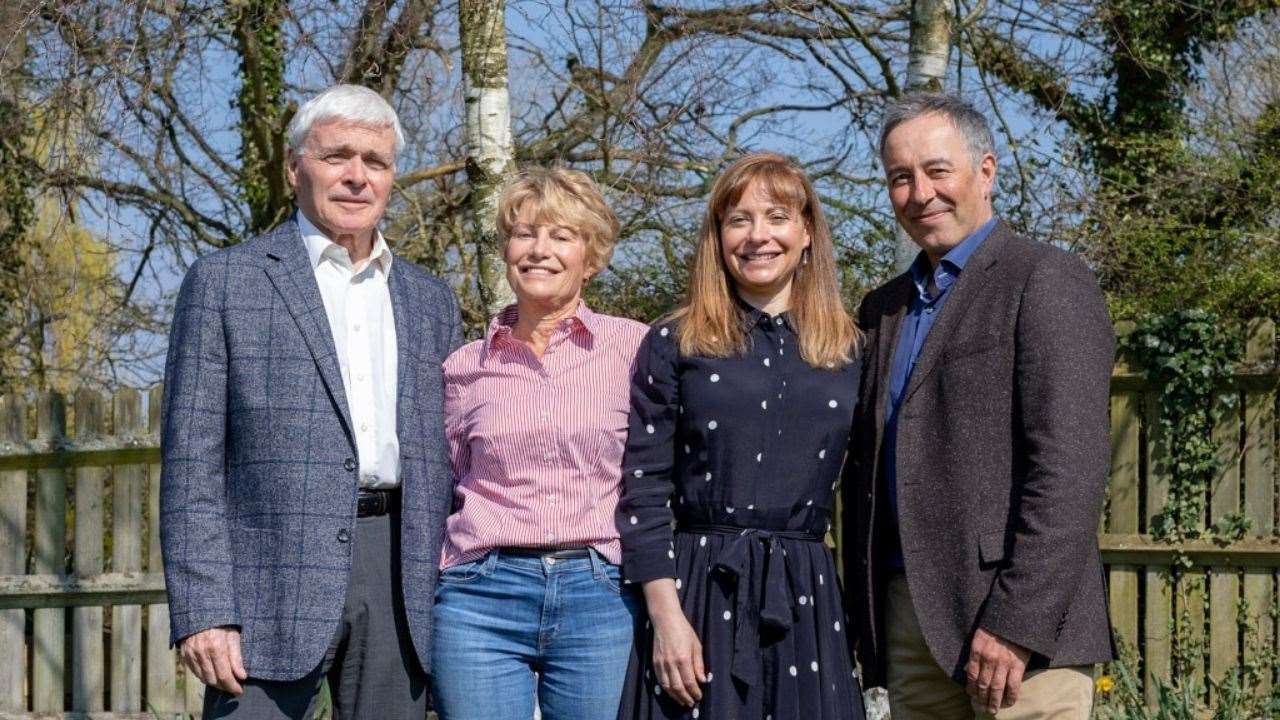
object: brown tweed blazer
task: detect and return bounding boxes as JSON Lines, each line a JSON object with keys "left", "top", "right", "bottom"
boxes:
{"left": 841, "top": 220, "right": 1117, "bottom": 687}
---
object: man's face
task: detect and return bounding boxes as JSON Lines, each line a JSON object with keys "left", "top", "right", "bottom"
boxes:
{"left": 881, "top": 113, "right": 996, "bottom": 261}
{"left": 286, "top": 119, "right": 396, "bottom": 242}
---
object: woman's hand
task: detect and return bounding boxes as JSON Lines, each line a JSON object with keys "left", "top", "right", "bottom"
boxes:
{"left": 643, "top": 579, "right": 706, "bottom": 707}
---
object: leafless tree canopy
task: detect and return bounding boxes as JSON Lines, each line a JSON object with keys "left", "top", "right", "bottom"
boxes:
{"left": 4, "top": 1, "right": 1277, "bottom": 387}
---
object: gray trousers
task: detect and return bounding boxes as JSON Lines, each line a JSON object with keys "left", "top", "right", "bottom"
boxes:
{"left": 202, "top": 510, "right": 429, "bottom": 720}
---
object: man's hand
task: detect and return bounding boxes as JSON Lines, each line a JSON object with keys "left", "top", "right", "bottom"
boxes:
{"left": 965, "top": 628, "right": 1031, "bottom": 714}
{"left": 179, "top": 626, "right": 247, "bottom": 696}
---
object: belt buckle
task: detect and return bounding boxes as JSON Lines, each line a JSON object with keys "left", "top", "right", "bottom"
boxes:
{"left": 358, "top": 491, "right": 385, "bottom": 516}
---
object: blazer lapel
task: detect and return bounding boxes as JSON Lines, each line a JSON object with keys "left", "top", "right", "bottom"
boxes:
{"left": 386, "top": 262, "right": 418, "bottom": 442}
{"left": 900, "top": 222, "right": 1010, "bottom": 405}
{"left": 263, "top": 221, "right": 355, "bottom": 443}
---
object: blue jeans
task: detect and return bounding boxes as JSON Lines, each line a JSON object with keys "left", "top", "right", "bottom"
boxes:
{"left": 430, "top": 548, "right": 640, "bottom": 720}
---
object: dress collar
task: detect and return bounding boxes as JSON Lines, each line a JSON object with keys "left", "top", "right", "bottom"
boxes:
{"left": 734, "top": 292, "right": 796, "bottom": 333}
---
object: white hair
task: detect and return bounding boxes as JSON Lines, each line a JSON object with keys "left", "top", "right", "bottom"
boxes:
{"left": 286, "top": 84, "right": 406, "bottom": 157}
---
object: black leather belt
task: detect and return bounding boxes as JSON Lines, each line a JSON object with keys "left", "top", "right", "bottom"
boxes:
{"left": 500, "top": 546, "right": 591, "bottom": 559}
{"left": 356, "top": 489, "right": 398, "bottom": 517}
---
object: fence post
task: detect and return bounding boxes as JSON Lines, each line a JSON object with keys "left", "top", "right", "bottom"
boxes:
{"left": 72, "top": 389, "right": 106, "bottom": 712}
{"left": 1143, "top": 390, "right": 1173, "bottom": 704}
{"left": 0, "top": 395, "right": 28, "bottom": 711}
{"left": 1109, "top": 323, "right": 1141, "bottom": 650}
{"left": 1242, "top": 319, "right": 1276, "bottom": 693}
{"left": 146, "top": 384, "right": 181, "bottom": 713}
{"left": 31, "top": 392, "right": 66, "bottom": 712}
{"left": 112, "top": 389, "right": 144, "bottom": 711}
{"left": 1208, "top": 386, "right": 1242, "bottom": 698}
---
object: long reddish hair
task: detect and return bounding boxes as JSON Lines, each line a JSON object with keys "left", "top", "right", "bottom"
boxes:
{"left": 669, "top": 152, "right": 859, "bottom": 367}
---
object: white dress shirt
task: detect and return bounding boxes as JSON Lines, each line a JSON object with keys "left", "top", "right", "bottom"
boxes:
{"left": 298, "top": 211, "right": 400, "bottom": 489}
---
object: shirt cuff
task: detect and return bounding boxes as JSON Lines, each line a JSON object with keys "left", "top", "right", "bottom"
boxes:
{"left": 621, "top": 549, "right": 677, "bottom": 584}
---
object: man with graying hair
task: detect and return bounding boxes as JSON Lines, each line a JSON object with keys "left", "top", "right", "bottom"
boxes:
{"left": 842, "top": 92, "right": 1116, "bottom": 719}
{"left": 160, "top": 84, "right": 462, "bottom": 719}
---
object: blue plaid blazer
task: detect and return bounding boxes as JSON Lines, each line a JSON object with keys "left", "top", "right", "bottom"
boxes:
{"left": 160, "top": 218, "right": 462, "bottom": 680}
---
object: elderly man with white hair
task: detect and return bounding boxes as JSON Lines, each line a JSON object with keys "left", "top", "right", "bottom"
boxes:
{"left": 160, "top": 84, "right": 462, "bottom": 719}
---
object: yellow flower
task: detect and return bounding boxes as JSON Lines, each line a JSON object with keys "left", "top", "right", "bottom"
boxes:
{"left": 1096, "top": 675, "right": 1115, "bottom": 694}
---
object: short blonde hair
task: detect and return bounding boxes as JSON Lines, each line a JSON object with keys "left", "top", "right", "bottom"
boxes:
{"left": 497, "top": 167, "right": 621, "bottom": 277}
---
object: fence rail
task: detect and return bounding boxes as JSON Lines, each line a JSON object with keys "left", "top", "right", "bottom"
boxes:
{"left": 0, "top": 320, "right": 1276, "bottom": 716}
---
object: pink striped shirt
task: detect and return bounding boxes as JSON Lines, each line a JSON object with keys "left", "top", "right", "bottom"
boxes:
{"left": 440, "top": 302, "right": 649, "bottom": 569}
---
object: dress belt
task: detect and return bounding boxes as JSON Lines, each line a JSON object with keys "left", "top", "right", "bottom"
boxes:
{"left": 679, "top": 524, "right": 825, "bottom": 686}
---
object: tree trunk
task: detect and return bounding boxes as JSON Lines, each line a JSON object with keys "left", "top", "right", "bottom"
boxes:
{"left": 0, "top": 2, "right": 33, "bottom": 388}
{"left": 460, "top": 0, "right": 516, "bottom": 315}
{"left": 229, "top": 0, "right": 291, "bottom": 237}
{"left": 893, "top": 0, "right": 954, "bottom": 273}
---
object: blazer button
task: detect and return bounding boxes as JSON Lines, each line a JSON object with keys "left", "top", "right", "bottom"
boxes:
{"left": 337, "top": 529, "right": 350, "bottom": 543}
{"left": 344, "top": 457, "right": 356, "bottom": 472}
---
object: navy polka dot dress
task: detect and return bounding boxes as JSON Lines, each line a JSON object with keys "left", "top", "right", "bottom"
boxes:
{"left": 616, "top": 307, "right": 866, "bottom": 720}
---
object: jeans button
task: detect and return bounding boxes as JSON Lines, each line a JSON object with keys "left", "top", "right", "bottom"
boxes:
{"left": 344, "top": 457, "right": 356, "bottom": 472}
{"left": 337, "top": 528, "right": 350, "bottom": 543}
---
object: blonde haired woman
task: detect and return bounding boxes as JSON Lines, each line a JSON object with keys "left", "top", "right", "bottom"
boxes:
{"left": 432, "top": 167, "right": 647, "bottom": 720}
{"left": 617, "top": 153, "right": 866, "bottom": 719}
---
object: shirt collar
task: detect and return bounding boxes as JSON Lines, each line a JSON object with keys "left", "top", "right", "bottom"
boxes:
{"left": 481, "top": 300, "right": 600, "bottom": 359}
{"left": 297, "top": 209, "right": 393, "bottom": 275}
{"left": 908, "top": 217, "right": 998, "bottom": 301}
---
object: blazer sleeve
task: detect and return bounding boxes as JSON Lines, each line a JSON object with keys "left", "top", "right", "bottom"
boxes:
{"left": 159, "top": 256, "right": 240, "bottom": 644}
{"left": 840, "top": 295, "right": 874, "bottom": 596}
{"left": 443, "top": 283, "right": 464, "bottom": 356}
{"left": 977, "top": 250, "right": 1115, "bottom": 657}
{"left": 616, "top": 324, "right": 681, "bottom": 584}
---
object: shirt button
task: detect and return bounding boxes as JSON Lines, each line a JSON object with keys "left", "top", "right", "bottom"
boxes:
{"left": 548, "top": 494, "right": 557, "bottom": 503}
{"left": 353, "top": 324, "right": 362, "bottom": 332}
{"left": 360, "top": 423, "right": 369, "bottom": 432}
{"left": 543, "top": 452, "right": 553, "bottom": 461}
{"left": 344, "top": 457, "right": 356, "bottom": 472}
{"left": 337, "top": 529, "right": 350, "bottom": 543}
{"left": 539, "top": 411, "right": 550, "bottom": 421}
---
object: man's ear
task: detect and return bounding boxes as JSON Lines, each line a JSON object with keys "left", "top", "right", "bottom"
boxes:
{"left": 285, "top": 148, "right": 299, "bottom": 189}
{"left": 980, "top": 152, "right": 997, "bottom": 199}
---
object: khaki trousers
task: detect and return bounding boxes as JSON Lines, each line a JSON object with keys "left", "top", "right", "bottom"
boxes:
{"left": 885, "top": 575, "right": 1094, "bottom": 720}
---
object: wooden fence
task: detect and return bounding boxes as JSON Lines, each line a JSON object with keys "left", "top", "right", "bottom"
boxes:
{"left": 0, "top": 387, "right": 197, "bottom": 719}
{"left": 1104, "top": 318, "right": 1279, "bottom": 704}
{"left": 0, "top": 320, "right": 1276, "bottom": 717}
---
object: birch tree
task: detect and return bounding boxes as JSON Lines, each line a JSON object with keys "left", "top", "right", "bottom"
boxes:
{"left": 893, "top": 0, "right": 956, "bottom": 271}
{"left": 460, "top": 0, "right": 516, "bottom": 314}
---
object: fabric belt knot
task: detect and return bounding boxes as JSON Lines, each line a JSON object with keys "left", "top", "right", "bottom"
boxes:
{"left": 681, "top": 524, "right": 823, "bottom": 687}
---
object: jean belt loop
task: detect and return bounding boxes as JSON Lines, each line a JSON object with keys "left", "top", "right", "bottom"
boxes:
{"left": 481, "top": 549, "right": 499, "bottom": 575}
{"left": 586, "top": 546, "right": 606, "bottom": 579}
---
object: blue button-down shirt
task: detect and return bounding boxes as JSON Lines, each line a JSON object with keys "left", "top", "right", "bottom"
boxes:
{"left": 881, "top": 218, "right": 997, "bottom": 568}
